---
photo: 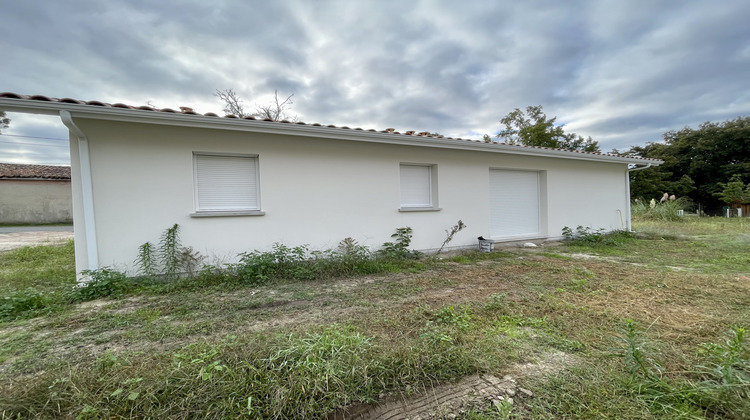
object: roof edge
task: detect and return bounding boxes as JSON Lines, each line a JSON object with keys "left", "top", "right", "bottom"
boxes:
{"left": 0, "top": 96, "right": 663, "bottom": 166}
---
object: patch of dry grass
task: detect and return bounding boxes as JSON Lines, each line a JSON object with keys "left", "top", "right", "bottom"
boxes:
{"left": 1, "top": 218, "right": 748, "bottom": 418}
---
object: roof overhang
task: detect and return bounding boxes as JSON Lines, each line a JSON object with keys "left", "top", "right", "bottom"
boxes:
{"left": 0, "top": 97, "right": 663, "bottom": 166}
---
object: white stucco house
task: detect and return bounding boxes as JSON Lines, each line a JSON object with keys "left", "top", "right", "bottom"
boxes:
{"left": 0, "top": 93, "right": 661, "bottom": 276}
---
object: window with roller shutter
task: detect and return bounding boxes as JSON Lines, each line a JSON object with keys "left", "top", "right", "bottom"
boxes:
{"left": 399, "top": 164, "right": 440, "bottom": 211}
{"left": 192, "top": 153, "right": 262, "bottom": 216}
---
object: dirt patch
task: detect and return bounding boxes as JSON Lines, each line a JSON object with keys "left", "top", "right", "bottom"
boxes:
{"left": 0, "top": 231, "right": 73, "bottom": 251}
{"left": 329, "top": 350, "right": 574, "bottom": 419}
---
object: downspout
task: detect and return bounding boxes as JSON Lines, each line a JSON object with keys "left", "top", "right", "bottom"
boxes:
{"left": 625, "top": 163, "right": 653, "bottom": 231}
{"left": 628, "top": 163, "right": 653, "bottom": 172}
{"left": 60, "top": 110, "right": 98, "bottom": 273}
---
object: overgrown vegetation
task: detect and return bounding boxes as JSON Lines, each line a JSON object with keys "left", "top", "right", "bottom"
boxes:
{"left": 0, "top": 240, "right": 75, "bottom": 320}
{"left": 631, "top": 195, "right": 692, "bottom": 221}
{"left": 233, "top": 240, "right": 392, "bottom": 285}
{"left": 610, "top": 321, "right": 750, "bottom": 418}
{"left": 1, "top": 226, "right": 426, "bottom": 320}
{"left": 562, "top": 225, "right": 636, "bottom": 246}
{"left": 1, "top": 218, "right": 749, "bottom": 418}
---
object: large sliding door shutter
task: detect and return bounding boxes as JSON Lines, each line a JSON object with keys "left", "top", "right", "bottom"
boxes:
{"left": 489, "top": 169, "right": 540, "bottom": 238}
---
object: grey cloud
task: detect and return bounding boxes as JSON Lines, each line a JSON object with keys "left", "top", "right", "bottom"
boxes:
{"left": 2, "top": 0, "right": 750, "bottom": 163}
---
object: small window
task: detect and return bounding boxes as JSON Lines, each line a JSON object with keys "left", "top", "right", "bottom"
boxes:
{"left": 192, "top": 153, "right": 263, "bottom": 216}
{"left": 400, "top": 164, "right": 439, "bottom": 211}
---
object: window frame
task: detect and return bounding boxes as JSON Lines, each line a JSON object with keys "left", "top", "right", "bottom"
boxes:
{"left": 399, "top": 163, "right": 440, "bottom": 212}
{"left": 191, "top": 152, "right": 264, "bottom": 217}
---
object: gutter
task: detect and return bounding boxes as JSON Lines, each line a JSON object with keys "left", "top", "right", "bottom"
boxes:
{"left": 628, "top": 163, "right": 653, "bottom": 172}
{"left": 59, "top": 110, "right": 99, "bottom": 273}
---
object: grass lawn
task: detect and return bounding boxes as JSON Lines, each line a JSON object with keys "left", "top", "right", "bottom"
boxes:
{"left": 0, "top": 218, "right": 748, "bottom": 418}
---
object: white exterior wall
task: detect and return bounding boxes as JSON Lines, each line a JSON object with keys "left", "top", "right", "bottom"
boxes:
{"left": 71, "top": 119, "right": 629, "bottom": 274}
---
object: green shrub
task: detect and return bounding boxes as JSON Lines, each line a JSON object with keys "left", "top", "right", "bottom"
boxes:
{"left": 68, "top": 268, "right": 132, "bottom": 302}
{"left": 232, "top": 237, "right": 416, "bottom": 285}
{"left": 233, "top": 243, "right": 319, "bottom": 285}
{"left": 379, "top": 227, "right": 421, "bottom": 259}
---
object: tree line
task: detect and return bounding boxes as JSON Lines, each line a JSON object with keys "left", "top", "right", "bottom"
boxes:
{"left": 624, "top": 116, "right": 750, "bottom": 213}
{"left": 481, "top": 106, "right": 749, "bottom": 214}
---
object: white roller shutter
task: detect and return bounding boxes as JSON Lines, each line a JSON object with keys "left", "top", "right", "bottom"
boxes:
{"left": 195, "top": 154, "right": 259, "bottom": 211}
{"left": 400, "top": 164, "right": 432, "bottom": 207}
{"left": 489, "top": 169, "right": 540, "bottom": 238}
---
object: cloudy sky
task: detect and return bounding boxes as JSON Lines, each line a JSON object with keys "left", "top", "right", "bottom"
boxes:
{"left": 1, "top": 0, "right": 749, "bottom": 165}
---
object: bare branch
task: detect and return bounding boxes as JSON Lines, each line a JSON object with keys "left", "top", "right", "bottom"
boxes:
{"left": 253, "top": 90, "right": 296, "bottom": 122}
{"left": 215, "top": 88, "right": 297, "bottom": 122}
{"left": 214, "top": 88, "right": 247, "bottom": 117}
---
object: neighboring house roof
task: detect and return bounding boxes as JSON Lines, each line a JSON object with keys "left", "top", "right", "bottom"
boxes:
{"left": 0, "top": 92, "right": 662, "bottom": 165}
{"left": 0, "top": 163, "right": 71, "bottom": 180}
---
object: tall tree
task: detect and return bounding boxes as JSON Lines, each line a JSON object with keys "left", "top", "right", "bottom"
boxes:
{"left": 714, "top": 174, "right": 750, "bottom": 208}
{"left": 215, "top": 89, "right": 296, "bottom": 122}
{"left": 0, "top": 111, "right": 9, "bottom": 134}
{"left": 627, "top": 116, "right": 750, "bottom": 212}
{"left": 493, "top": 105, "right": 600, "bottom": 152}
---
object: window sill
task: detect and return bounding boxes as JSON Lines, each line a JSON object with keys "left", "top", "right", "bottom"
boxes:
{"left": 190, "top": 210, "right": 265, "bottom": 218}
{"left": 399, "top": 207, "right": 442, "bottom": 212}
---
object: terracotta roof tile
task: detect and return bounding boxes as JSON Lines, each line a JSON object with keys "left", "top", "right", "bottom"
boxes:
{"left": 0, "top": 92, "right": 661, "bottom": 162}
{"left": 0, "top": 163, "right": 71, "bottom": 180}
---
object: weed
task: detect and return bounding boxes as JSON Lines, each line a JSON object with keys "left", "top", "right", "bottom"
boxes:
{"left": 611, "top": 319, "right": 663, "bottom": 381}
{"left": 632, "top": 196, "right": 692, "bottom": 222}
{"left": 484, "top": 293, "right": 507, "bottom": 311}
{"left": 379, "top": 227, "right": 421, "bottom": 259}
{"left": 159, "top": 224, "right": 181, "bottom": 278}
{"left": 234, "top": 243, "right": 318, "bottom": 284}
{"left": 419, "top": 326, "right": 456, "bottom": 345}
{"left": 433, "top": 305, "right": 473, "bottom": 330}
{"left": 68, "top": 268, "right": 132, "bottom": 302}
{"left": 233, "top": 238, "right": 420, "bottom": 285}
{"left": 135, "top": 242, "right": 156, "bottom": 277}
{"left": 562, "top": 225, "right": 636, "bottom": 246}
{"left": 337, "top": 237, "right": 369, "bottom": 259}
{"left": 178, "top": 246, "right": 205, "bottom": 276}
{"left": 436, "top": 219, "right": 467, "bottom": 254}
{"left": 0, "top": 287, "right": 53, "bottom": 320}
{"left": 136, "top": 225, "right": 205, "bottom": 278}
{"left": 692, "top": 326, "right": 750, "bottom": 416}
{"left": 611, "top": 320, "right": 750, "bottom": 417}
